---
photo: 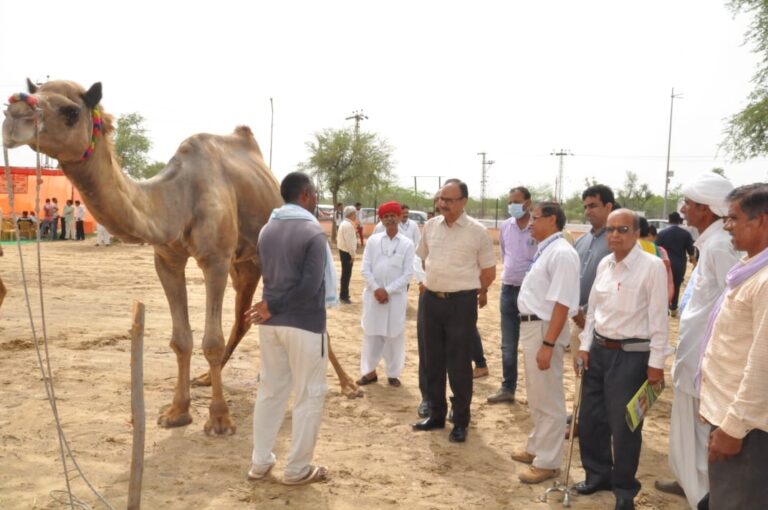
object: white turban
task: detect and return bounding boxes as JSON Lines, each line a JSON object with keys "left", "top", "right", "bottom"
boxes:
{"left": 681, "top": 173, "right": 734, "bottom": 217}
{"left": 343, "top": 205, "right": 357, "bottom": 218}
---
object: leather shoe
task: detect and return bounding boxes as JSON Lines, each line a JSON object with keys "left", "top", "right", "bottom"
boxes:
{"left": 654, "top": 479, "right": 685, "bottom": 497}
{"left": 412, "top": 417, "right": 445, "bottom": 431}
{"left": 417, "top": 401, "right": 429, "bottom": 418}
{"left": 574, "top": 480, "right": 612, "bottom": 495}
{"left": 614, "top": 497, "right": 635, "bottom": 510}
{"left": 448, "top": 426, "right": 467, "bottom": 443}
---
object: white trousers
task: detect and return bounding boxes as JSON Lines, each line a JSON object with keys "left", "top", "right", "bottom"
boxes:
{"left": 251, "top": 325, "right": 328, "bottom": 480}
{"left": 64, "top": 218, "right": 75, "bottom": 239}
{"left": 669, "top": 388, "right": 709, "bottom": 509}
{"left": 95, "top": 224, "right": 111, "bottom": 245}
{"left": 360, "top": 332, "right": 405, "bottom": 378}
{"left": 520, "top": 320, "right": 568, "bottom": 470}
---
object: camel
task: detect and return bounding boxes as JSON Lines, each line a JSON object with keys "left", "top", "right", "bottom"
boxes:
{"left": 3, "top": 79, "right": 361, "bottom": 435}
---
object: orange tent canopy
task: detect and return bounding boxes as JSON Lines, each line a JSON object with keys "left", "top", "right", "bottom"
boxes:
{"left": 1, "top": 166, "right": 96, "bottom": 233}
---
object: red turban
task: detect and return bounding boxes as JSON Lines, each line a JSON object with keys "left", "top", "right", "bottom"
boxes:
{"left": 378, "top": 201, "right": 402, "bottom": 218}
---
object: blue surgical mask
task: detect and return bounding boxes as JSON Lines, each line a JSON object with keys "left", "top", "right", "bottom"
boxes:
{"left": 508, "top": 203, "right": 525, "bottom": 219}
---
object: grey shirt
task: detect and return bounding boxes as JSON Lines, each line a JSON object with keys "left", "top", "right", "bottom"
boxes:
{"left": 258, "top": 218, "right": 327, "bottom": 334}
{"left": 573, "top": 227, "right": 610, "bottom": 308}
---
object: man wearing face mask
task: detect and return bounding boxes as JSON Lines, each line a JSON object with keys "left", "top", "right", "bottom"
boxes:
{"left": 487, "top": 186, "right": 538, "bottom": 404}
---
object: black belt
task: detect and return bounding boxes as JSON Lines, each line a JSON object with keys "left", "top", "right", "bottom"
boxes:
{"left": 426, "top": 289, "right": 476, "bottom": 299}
{"left": 519, "top": 314, "right": 541, "bottom": 322}
{"left": 594, "top": 331, "right": 650, "bottom": 350}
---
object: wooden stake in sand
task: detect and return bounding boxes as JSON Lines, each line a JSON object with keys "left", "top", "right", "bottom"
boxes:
{"left": 128, "top": 300, "right": 146, "bottom": 510}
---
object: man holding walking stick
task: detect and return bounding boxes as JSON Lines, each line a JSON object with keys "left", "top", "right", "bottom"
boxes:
{"left": 574, "top": 209, "right": 671, "bottom": 510}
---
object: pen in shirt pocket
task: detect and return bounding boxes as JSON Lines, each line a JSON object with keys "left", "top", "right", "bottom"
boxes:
{"left": 617, "top": 282, "right": 621, "bottom": 291}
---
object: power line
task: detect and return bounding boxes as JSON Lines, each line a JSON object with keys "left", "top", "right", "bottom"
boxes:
{"left": 477, "top": 152, "right": 495, "bottom": 218}
{"left": 550, "top": 149, "right": 573, "bottom": 202}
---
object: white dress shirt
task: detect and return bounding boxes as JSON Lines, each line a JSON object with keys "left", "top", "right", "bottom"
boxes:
{"left": 517, "top": 233, "right": 580, "bottom": 327}
{"left": 579, "top": 244, "right": 672, "bottom": 369}
{"left": 361, "top": 232, "right": 415, "bottom": 337}
{"left": 672, "top": 220, "right": 741, "bottom": 396}
{"left": 337, "top": 219, "right": 357, "bottom": 255}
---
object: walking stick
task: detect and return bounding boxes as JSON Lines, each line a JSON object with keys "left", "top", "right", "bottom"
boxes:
{"left": 541, "top": 357, "right": 585, "bottom": 507}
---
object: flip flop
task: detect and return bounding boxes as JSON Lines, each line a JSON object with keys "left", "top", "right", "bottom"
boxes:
{"left": 356, "top": 374, "right": 378, "bottom": 385}
{"left": 283, "top": 465, "right": 328, "bottom": 486}
{"left": 247, "top": 462, "right": 274, "bottom": 481}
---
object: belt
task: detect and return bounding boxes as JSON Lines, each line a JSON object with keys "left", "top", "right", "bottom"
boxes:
{"left": 594, "top": 331, "right": 650, "bottom": 351}
{"left": 426, "top": 289, "right": 476, "bottom": 299}
{"left": 519, "top": 314, "right": 541, "bottom": 322}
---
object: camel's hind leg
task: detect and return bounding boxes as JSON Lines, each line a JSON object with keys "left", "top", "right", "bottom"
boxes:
{"left": 327, "top": 331, "right": 363, "bottom": 399}
{"left": 154, "top": 250, "right": 194, "bottom": 428}
{"left": 192, "top": 258, "right": 260, "bottom": 387}
{"left": 0, "top": 275, "right": 6, "bottom": 309}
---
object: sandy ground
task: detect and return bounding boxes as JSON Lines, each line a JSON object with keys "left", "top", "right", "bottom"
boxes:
{"left": 0, "top": 239, "right": 689, "bottom": 510}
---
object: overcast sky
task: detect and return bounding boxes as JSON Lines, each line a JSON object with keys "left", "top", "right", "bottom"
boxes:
{"left": 2, "top": 0, "right": 767, "bottom": 202}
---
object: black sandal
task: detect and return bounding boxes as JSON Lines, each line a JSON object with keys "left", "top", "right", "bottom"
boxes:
{"left": 357, "top": 374, "right": 378, "bottom": 385}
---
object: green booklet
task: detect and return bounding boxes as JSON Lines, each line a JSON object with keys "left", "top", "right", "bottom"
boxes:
{"left": 625, "top": 380, "right": 664, "bottom": 432}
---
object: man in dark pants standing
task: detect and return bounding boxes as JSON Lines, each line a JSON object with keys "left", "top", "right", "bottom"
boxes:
{"left": 575, "top": 209, "right": 670, "bottom": 510}
{"left": 337, "top": 206, "right": 358, "bottom": 304}
{"left": 655, "top": 211, "right": 694, "bottom": 316}
{"left": 488, "top": 185, "right": 536, "bottom": 404}
{"left": 412, "top": 179, "right": 496, "bottom": 443}
{"left": 700, "top": 183, "right": 768, "bottom": 510}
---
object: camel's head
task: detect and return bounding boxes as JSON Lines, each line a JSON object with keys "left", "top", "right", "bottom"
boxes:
{"left": 3, "top": 79, "right": 111, "bottom": 163}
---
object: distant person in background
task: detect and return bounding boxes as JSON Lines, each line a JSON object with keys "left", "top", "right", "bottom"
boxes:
{"left": 95, "top": 223, "right": 111, "bottom": 246}
{"left": 41, "top": 198, "right": 54, "bottom": 239}
{"left": 50, "top": 197, "right": 60, "bottom": 240}
{"left": 337, "top": 206, "right": 358, "bottom": 304}
{"left": 639, "top": 217, "right": 675, "bottom": 306}
{"left": 75, "top": 200, "right": 86, "bottom": 240}
{"left": 334, "top": 203, "right": 343, "bottom": 228}
{"left": 62, "top": 199, "right": 75, "bottom": 240}
{"left": 655, "top": 211, "right": 694, "bottom": 316}
{"left": 17, "top": 211, "right": 34, "bottom": 227}
{"left": 354, "top": 202, "right": 365, "bottom": 247}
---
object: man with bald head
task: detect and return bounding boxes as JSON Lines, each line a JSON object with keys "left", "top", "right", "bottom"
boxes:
{"left": 575, "top": 209, "right": 671, "bottom": 510}
{"left": 656, "top": 173, "right": 741, "bottom": 507}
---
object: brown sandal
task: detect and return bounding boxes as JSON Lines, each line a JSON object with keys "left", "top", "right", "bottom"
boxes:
{"left": 357, "top": 373, "right": 378, "bottom": 385}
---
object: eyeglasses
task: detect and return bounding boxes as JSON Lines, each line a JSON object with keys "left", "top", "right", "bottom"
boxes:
{"left": 437, "top": 196, "right": 464, "bottom": 205}
{"left": 605, "top": 226, "right": 632, "bottom": 234}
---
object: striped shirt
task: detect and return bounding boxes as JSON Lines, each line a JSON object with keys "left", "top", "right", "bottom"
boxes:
{"left": 700, "top": 261, "right": 768, "bottom": 438}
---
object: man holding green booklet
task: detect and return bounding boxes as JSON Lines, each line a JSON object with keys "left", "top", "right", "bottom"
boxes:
{"left": 573, "top": 209, "right": 671, "bottom": 510}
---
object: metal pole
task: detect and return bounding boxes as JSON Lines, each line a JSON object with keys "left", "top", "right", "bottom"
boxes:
{"left": 414, "top": 176, "right": 418, "bottom": 196}
{"left": 663, "top": 88, "right": 682, "bottom": 219}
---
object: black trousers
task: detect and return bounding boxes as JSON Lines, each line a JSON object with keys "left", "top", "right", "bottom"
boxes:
{"left": 670, "top": 260, "right": 686, "bottom": 311}
{"left": 75, "top": 220, "right": 85, "bottom": 240}
{"left": 709, "top": 427, "right": 768, "bottom": 509}
{"left": 339, "top": 250, "right": 353, "bottom": 300}
{"left": 578, "top": 344, "right": 649, "bottom": 500}
{"left": 423, "top": 290, "right": 477, "bottom": 428}
{"left": 417, "top": 290, "right": 428, "bottom": 400}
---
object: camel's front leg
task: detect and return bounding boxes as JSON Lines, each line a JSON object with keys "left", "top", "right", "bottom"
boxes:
{"left": 327, "top": 331, "right": 363, "bottom": 399}
{"left": 154, "top": 251, "right": 194, "bottom": 428}
{"left": 201, "top": 260, "right": 236, "bottom": 435}
{"left": 192, "top": 259, "right": 260, "bottom": 387}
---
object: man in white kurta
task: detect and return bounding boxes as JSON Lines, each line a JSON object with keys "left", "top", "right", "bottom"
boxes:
{"left": 512, "top": 201, "right": 580, "bottom": 484}
{"left": 655, "top": 173, "right": 741, "bottom": 508}
{"left": 359, "top": 202, "right": 415, "bottom": 386}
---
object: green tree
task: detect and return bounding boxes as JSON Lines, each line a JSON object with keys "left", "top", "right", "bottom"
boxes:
{"left": 617, "top": 171, "right": 654, "bottom": 212}
{"left": 113, "top": 113, "right": 164, "bottom": 179}
{"left": 721, "top": 1, "right": 768, "bottom": 159}
{"left": 301, "top": 127, "right": 394, "bottom": 239}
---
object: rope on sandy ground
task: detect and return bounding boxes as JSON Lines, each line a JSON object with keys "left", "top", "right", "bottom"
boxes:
{"left": 3, "top": 116, "right": 114, "bottom": 510}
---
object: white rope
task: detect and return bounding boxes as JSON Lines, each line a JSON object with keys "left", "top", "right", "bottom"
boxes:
{"left": 2, "top": 110, "right": 114, "bottom": 510}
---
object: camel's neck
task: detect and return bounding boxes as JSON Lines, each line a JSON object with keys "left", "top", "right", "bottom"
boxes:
{"left": 60, "top": 143, "right": 167, "bottom": 244}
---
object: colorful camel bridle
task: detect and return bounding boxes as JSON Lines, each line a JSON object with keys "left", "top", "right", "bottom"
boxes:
{"left": 8, "top": 92, "right": 102, "bottom": 162}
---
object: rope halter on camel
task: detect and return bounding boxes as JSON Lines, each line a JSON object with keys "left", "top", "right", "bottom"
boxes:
{"left": 8, "top": 92, "right": 102, "bottom": 162}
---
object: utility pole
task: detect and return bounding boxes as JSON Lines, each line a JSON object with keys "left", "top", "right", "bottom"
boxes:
{"left": 346, "top": 109, "right": 368, "bottom": 139}
{"left": 550, "top": 149, "right": 573, "bottom": 202}
{"left": 663, "top": 88, "right": 683, "bottom": 218}
{"left": 477, "top": 152, "right": 495, "bottom": 218}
